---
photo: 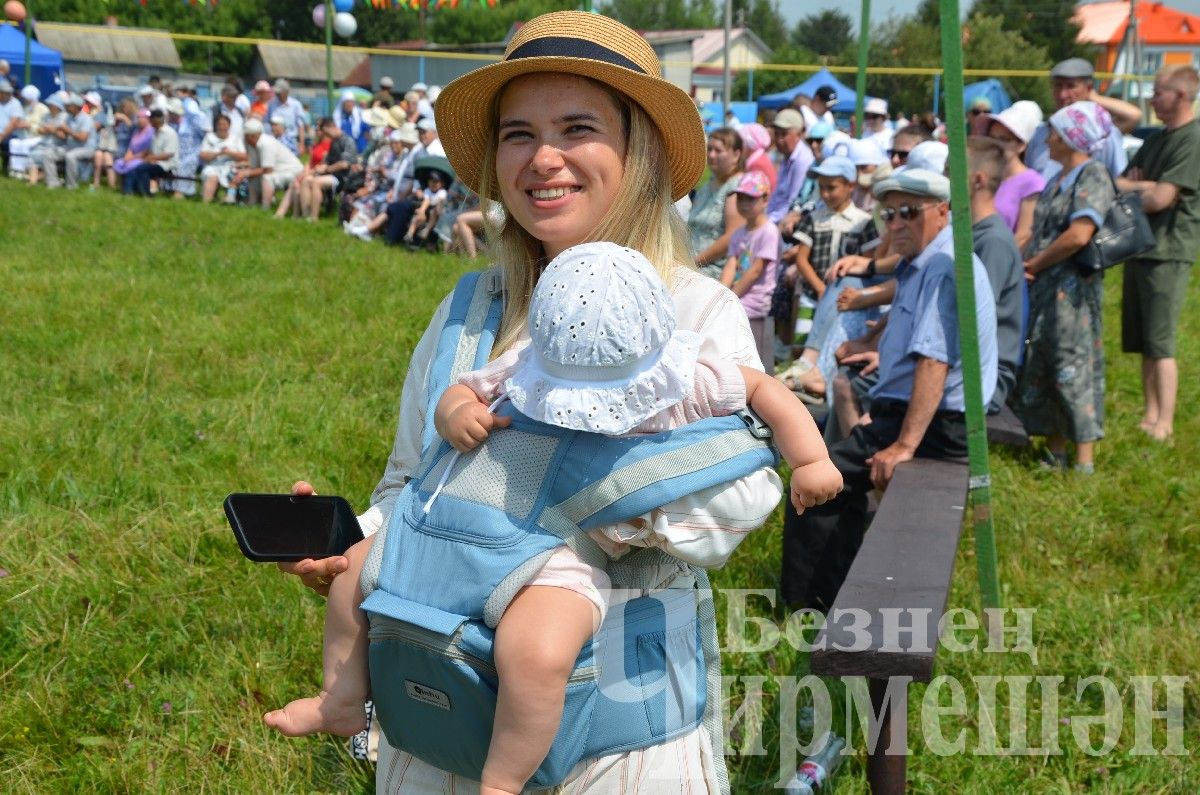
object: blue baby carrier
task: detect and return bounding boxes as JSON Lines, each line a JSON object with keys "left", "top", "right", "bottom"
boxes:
{"left": 360, "top": 269, "right": 777, "bottom": 790}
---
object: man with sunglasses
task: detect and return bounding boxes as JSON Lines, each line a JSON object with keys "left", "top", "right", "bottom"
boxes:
{"left": 781, "top": 168, "right": 998, "bottom": 611}
{"left": 1024, "top": 57, "right": 1141, "bottom": 181}
{"left": 887, "top": 125, "right": 931, "bottom": 170}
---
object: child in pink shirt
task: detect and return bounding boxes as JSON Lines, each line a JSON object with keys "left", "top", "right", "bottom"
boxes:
{"left": 721, "top": 171, "right": 782, "bottom": 374}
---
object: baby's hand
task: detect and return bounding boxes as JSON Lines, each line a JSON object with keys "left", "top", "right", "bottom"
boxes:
{"left": 789, "top": 459, "right": 843, "bottom": 515}
{"left": 442, "top": 399, "right": 511, "bottom": 453}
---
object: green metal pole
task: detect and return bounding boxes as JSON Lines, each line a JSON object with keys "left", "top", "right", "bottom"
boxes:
{"left": 853, "top": 0, "right": 870, "bottom": 136}
{"left": 24, "top": 0, "right": 32, "bottom": 87}
{"left": 325, "top": 0, "right": 334, "bottom": 117}
{"left": 938, "top": 0, "right": 1002, "bottom": 609}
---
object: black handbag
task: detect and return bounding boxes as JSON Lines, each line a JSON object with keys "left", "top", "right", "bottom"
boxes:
{"left": 1071, "top": 171, "right": 1156, "bottom": 274}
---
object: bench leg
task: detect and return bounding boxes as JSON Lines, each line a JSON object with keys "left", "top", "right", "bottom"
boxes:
{"left": 866, "top": 677, "right": 908, "bottom": 795}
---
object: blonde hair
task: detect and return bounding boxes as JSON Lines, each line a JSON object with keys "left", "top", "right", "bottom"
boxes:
{"left": 479, "top": 76, "right": 692, "bottom": 358}
{"left": 1158, "top": 64, "right": 1200, "bottom": 102}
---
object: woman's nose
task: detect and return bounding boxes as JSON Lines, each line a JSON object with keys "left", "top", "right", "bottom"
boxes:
{"left": 529, "top": 141, "right": 564, "bottom": 173}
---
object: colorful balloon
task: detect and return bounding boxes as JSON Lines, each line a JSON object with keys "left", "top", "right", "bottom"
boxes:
{"left": 333, "top": 11, "right": 357, "bottom": 37}
{"left": 333, "top": 0, "right": 354, "bottom": 11}
{"left": 4, "top": 1, "right": 27, "bottom": 22}
{"left": 312, "top": 3, "right": 325, "bottom": 27}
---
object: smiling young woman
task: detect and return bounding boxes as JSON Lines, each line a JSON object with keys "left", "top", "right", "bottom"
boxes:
{"left": 277, "top": 10, "right": 784, "bottom": 794}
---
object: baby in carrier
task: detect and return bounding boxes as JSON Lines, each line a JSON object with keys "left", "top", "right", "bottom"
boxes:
{"left": 265, "top": 242, "right": 842, "bottom": 794}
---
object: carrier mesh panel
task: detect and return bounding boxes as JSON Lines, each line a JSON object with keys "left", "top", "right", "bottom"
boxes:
{"left": 421, "top": 430, "right": 557, "bottom": 520}
{"left": 360, "top": 522, "right": 386, "bottom": 595}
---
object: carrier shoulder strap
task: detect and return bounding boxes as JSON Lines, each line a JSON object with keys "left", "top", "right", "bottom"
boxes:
{"left": 421, "top": 268, "right": 504, "bottom": 455}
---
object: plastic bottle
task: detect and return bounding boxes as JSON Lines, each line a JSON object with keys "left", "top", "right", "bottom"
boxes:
{"left": 783, "top": 731, "right": 847, "bottom": 794}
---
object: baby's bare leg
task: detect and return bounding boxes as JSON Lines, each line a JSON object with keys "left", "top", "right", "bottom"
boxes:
{"left": 481, "top": 586, "right": 598, "bottom": 795}
{"left": 264, "top": 535, "right": 374, "bottom": 737}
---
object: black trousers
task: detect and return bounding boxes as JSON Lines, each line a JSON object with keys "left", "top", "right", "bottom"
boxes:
{"left": 781, "top": 400, "right": 968, "bottom": 610}
{"left": 383, "top": 198, "right": 419, "bottom": 246}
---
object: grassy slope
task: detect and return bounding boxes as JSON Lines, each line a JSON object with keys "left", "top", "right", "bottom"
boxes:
{"left": 0, "top": 184, "right": 1196, "bottom": 793}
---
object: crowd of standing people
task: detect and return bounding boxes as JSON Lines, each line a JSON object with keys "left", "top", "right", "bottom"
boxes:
{"left": 675, "top": 58, "right": 1197, "bottom": 610}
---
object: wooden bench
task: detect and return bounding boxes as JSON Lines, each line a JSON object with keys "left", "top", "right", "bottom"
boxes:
{"left": 810, "top": 457, "right": 969, "bottom": 795}
{"left": 985, "top": 404, "right": 1029, "bottom": 447}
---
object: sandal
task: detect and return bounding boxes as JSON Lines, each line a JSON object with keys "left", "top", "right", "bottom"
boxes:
{"left": 775, "top": 359, "right": 814, "bottom": 390}
{"left": 1037, "top": 450, "right": 1068, "bottom": 472}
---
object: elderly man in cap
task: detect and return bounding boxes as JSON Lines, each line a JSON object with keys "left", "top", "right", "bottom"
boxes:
{"left": 59, "top": 93, "right": 99, "bottom": 189}
{"left": 374, "top": 75, "right": 396, "bottom": 108}
{"left": 0, "top": 79, "right": 22, "bottom": 175}
{"left": 1024, "top": 57, "right": 1141, "bottom": 180}
{"left": 232, "top": 117, "right": 303, "bottom": 209}
{"left": 414, "top": 116, "right": 444, "bottom": 158}
{"left": 266, "top": 78, "right": 307, "bottom": 156}
{"left": 125, "top": 107, "right": 178, "bottom": 196}
{"left": 410, "top": 81, "right": 435, "bottom": 122}
{"left": 780, "top": 168, "right": 998, "bottom": 610}
{"left": 34, "top": 94, "right": 96, "bottom": 189}
{"left": 768, "top": 107, "right": 814, "bottom": 230}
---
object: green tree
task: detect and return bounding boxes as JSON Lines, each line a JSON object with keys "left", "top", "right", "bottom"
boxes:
{"left": 732, "top": 0, "right": 786, "bottom": 51}
{"left": 867, "top": 12, "right": 1052, "bottom": 117}
{"left": 429, "top": 0, "right": 578, "bottom": 45}
{"left": 791, "top": 9, "right": 853, "bottom": 57}
{"left": 969, "top": 0, "right": 1091, "bottom": 63}
{"left": 603, "top": 0, "right": 718, "bottom": 30}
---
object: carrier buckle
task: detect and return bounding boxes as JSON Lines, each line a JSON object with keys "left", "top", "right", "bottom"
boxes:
{"left": 735, "top": 407, "right": 773, "bottom": 440}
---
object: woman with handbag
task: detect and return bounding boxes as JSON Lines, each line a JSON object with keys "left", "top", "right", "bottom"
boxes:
{"left": 1013, "top": 101, "right": 1116, "bottom": 474}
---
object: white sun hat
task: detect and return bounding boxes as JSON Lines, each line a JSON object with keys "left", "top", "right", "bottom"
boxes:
{"left": 503, "top": 242, "right": 702, "bottom": 435}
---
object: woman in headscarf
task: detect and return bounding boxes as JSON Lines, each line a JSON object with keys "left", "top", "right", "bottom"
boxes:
{"left": 1013, "top": 101, "right": 1117, "bottom": 474}
{"left": 739, "top": 121, "right": 777, "bottom": 191}
{"left": 333, "top": 90, "right": 368, "bottom": 153}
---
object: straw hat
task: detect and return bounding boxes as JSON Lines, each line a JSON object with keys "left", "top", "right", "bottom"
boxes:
{"left": 435, "top": 10, "right": 704, "bottom": 201}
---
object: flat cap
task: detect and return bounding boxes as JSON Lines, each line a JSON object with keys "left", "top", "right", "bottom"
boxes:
{"left": 772, "top": 108, "right": 806, "bottom": 131}
{"left": 1050, "top": 57, "right": 1094, "bottom": 80}
{"left": 872, "top": 168, "right": 950, "bottom": 201}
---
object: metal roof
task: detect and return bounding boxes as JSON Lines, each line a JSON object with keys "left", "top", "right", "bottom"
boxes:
{"left": 256, "top": 42, "right": 361, "bottom": 83}
{"left": 36, "top": 23, "right": 182, "bottom": 69}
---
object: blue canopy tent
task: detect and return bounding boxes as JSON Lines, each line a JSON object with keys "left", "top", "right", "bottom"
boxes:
{"left": 962, "top": 78, "right": 1011, "bottom": 113}
{"left": 756, "top": 68, "right": 860, "bottom": 114}
{"left": 0, "top": 24, "right": 64, "bottom": 98}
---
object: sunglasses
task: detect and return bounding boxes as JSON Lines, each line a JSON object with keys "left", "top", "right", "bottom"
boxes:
{"left": 889, "top": 149, "right": 910, "bottom": 161}
{"left": 879, "top": 202, "right": 937, "bottom": 223}
{"left": 968, "top": 109, "right": 986, "bottom": 116}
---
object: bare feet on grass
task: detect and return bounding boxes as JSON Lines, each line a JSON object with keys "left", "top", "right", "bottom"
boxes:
{"left": 263, "top": 690, "right": 366, "bottom": 737}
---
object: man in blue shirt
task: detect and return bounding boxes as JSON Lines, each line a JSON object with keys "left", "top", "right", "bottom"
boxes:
{"left": 780, "top": 169, "right": 999, "bottom": 610}
{"left": 767, "top": 108, "right": 814, "bottom": 228}
{"left": 1024, "top": 57, "right": 1140, "bottom": 181}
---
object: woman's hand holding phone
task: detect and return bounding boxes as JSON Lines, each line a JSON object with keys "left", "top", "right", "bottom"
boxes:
{"left": 275, "top": 480, "right": 350, "bottom": 597}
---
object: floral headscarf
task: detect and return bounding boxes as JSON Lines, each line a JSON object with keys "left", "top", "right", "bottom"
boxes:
{"left": 1049, "top": 100, "right": 1114, "bottom": 155}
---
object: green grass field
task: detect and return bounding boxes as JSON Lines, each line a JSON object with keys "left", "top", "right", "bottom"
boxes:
{"left": 1, "top": 183, "right": 1197, "bottom": 793}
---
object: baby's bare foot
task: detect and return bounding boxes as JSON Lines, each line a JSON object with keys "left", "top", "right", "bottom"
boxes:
{"left": 263, "top": 690, "right": 366, "bottom": 737}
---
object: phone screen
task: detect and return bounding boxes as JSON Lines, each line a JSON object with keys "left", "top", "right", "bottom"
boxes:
{"left": 225, "top": 494, "right": 362, "bottom": 562}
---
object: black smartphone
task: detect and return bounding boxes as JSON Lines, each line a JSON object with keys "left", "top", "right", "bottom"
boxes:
{"left": 224, "top": 493, "right": 364, "bottom": 562}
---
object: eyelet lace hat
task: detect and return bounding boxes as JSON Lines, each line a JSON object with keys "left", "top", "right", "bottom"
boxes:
{"left": 503, "top": 242, "right": 702, "bottom": 435}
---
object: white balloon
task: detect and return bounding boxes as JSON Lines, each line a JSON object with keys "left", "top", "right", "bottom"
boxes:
{"left": 333, "top": 12, "right": 357, "bottom": 38}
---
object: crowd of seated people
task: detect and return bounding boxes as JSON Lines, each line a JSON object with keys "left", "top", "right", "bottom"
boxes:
{"left": 2, "top": 73, "right": 486, "bottom": 252}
